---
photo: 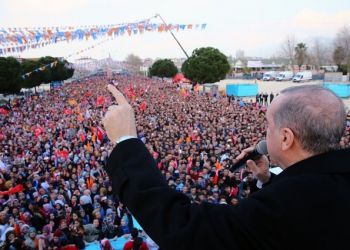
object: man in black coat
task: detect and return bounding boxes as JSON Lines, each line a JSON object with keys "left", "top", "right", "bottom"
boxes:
{"left": 102, "top": 84, "right": 350, "bottom": 250}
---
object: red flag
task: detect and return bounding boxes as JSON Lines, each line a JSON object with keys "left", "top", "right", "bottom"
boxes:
{"left": 96, "top": 96, "right": 105, "bottom": 106}
{"left": 140, "top": 102, "right": 146, "bottom": 111}
{"left": 14, "top": 223, "right": 21, "bottom": 236}
{"left": 213, "top": 160, "right": 221, "bottom": 184}
{"left": 97, "top": 127, "right": 106, "bottom": 142}
{"left": 173, "top": 158, "right": 178, "bottom": 169}
{"left": 0, "top": 107, "right": 9, "bottom": 115}
{"left": 0, "top": 184, "right": 24, "bottom": 196}
{"left": 34, "top": 126, "right": 44, "bottom": 138}
{"left": 213, "top": 170, "right": 219, "bottom": 184}
{"left": 80, "top": 132, "right": 86, "bottom": 142}
{"left": 64, "top": 109, "right": 72, "bottom": 115}
{"left": 55, "top": 150, "right": 69, "bottom": 159}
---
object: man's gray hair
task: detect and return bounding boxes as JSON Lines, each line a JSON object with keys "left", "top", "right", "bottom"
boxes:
{"left": 274, "top": 85, "right": 346, "bottom": 154}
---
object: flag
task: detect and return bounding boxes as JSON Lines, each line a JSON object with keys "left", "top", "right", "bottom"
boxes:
{"left": 96, "top": 96, "right": 105, "bottom": 106}
{"left": 34, "top": 126, "right": 44, "bottom": 138}
{"left": 140, "top": 102, "right": 146, "bottom": 111}
{"left": 14, "top": 223, "right": 21, "bottom": 236}
{"left": 68, "top": 99, "right": 78, "bottom": 105}
{"left": 80, "top": 132, "right": 86, "bottom": 142}
{"left": 55, "top": 150, "right": 69, "bottom": 158}
{"left": 195, "top": 83, "right": 199, "bottom": 92}
{"left": 86, "top": 176, "right": 94, "bottom": 189}
{"left": 64, "top": 109, "right": 72, "bottom": 115}
{"left": 0, "top": 107, "right": 9, "bottom": 115}
{"left": 0, "top": 184, "right": 24, "bottom": 196}
{"left": 91, "top": 133, "right": 96, "bottom": 143}
{"left": 216, "top": 159, "right": 221, "bottom": 170}
{"left": 213, "top": 160, "right": 221, "bottom": 184}
{"left": 97, "top": 127, "right": 106, "bottom": 142}
{"left": 173, "top": 158, "right": 178, "bottom": 169}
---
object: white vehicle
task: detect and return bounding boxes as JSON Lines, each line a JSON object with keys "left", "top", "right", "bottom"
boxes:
{"left": 262, "top": 71, "right": 277, "bottom": 81}
{"left": 275, "top": 71, "right": 294, "bottom": 81}
{"left": 292, "top": 71, "right": 312, "bottom": 83}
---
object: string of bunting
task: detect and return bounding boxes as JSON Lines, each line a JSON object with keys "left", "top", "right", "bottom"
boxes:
{"left": 21, "top": 37, "right": 135, "bottom": 79}
{"left": 0, "top": 14, "right": 207, "bottom": 55}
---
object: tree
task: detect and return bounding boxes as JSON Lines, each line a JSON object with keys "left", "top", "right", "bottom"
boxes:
{"left": 125, "top": 54, "right": 143, "bottom": 68}
{"left": 149, "top": 59, "right": 178, "bottom": 78}
{"left": 280, "top": 35, "right": 296, "bottom": 70}
{"left": 334, "top": 25, "right": 350, "bottom": 78}
{"left": 309, "top": 38, "right": 330, "bottom": 70}
{"left": 0, "top": 57, "right": 24, "bottom": 94}
{"left": 38, "top": 56, "right": 74, "bottom": 83}
{"left": 182, "top": 47, "right": 230, "bottom": 84}
{"left": 333, "top": 46, "right": 345, "bottom": 70}
{"left": 235, "top": 49, "right": 245, "bottom": 59}
{"left": 294, "top": 43, "right": 308, "bottom": 72}
{"left": 21, "top": 60, "right": 42, "bottom": 90}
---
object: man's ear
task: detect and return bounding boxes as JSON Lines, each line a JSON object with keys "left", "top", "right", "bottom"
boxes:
{"left": 280, "top": 128, "right": 294, "bottom": 151}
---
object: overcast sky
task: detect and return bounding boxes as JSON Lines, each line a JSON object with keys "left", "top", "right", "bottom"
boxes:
{"left": 1, "top": 0, "right": 350, "bottom": 62}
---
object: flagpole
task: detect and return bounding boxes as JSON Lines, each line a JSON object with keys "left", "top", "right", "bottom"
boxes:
{"left": 156, "top": 14, "right": 189, "bottom": 59}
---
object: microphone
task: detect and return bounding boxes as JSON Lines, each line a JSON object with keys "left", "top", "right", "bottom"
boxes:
{"left": 229, "top": 140, "right": 268, "bottom": 173}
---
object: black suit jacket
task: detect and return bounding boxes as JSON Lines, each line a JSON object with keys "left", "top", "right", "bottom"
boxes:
{"left": 106, "top": 139, "right": 350, "bottom": 250}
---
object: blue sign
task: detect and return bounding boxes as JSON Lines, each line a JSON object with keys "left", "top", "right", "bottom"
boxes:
{"left": 52, "top": 81, "right": 63, "bottom": 89}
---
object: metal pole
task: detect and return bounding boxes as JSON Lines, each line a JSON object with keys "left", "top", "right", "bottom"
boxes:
{"left": 156, "top": 14, "right": 189, "bottom": 58}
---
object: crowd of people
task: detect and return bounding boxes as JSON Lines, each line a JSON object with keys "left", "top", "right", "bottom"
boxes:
{"left": 0, "top": 73, "right": 349, "bottom": 250}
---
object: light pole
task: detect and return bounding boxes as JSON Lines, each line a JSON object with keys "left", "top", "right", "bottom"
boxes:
{"left": 156, "top": 14, "right": 189, "bottom": 59}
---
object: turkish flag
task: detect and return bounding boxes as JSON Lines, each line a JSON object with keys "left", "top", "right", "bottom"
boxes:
{"left": 0, "top": 107, "right": 9, "bottom": 115}
{"left": 97, "top": 127, "right": 106, "bottom": 142}
{"left": 64, "top": 109, "right": 72, "bottom": 115}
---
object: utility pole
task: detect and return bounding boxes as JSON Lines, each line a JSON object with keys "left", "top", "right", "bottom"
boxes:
{"left": 156, "top": 14, "right": 189, "bottom": 59}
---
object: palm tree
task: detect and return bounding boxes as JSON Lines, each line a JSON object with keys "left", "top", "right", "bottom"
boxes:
{"left": 294, "top": 43, "right": 308, "bottom": 72}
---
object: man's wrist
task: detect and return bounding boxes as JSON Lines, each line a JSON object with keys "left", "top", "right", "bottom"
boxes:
{"left": 115, "top": 135, "right": 137, "bottom": 144}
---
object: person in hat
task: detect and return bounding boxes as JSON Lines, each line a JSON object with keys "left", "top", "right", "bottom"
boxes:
{"left": 49, "top": 229, "right": 62, "bottom": 249}
{"left": 57, "top": 219, "right": 69, "bottom": 239}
